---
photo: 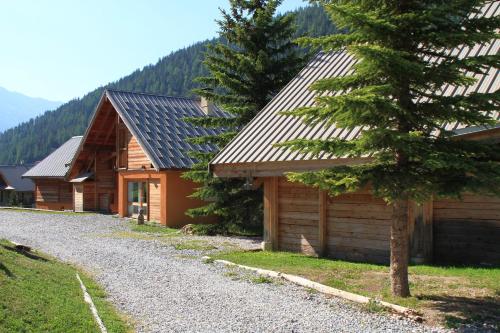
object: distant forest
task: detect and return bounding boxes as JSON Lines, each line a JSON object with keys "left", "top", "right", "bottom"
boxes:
{"left": 0, "top": 5, "right": 337, "bottom": 164}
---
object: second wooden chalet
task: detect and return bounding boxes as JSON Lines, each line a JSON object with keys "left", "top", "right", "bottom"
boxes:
{"left": 210, "top": 2, "right": 500, "bottom": 266}
{"left": 67, "top": 89, "right": 226, "bottom": 227}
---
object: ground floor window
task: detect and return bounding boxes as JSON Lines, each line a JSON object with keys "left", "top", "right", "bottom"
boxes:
{"left": 127, "top": 181, "right": 148, "bottom": 217}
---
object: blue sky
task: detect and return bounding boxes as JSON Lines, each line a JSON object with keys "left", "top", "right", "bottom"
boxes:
{"left": 0, "top": 0, "right": 306, "bottom": 102}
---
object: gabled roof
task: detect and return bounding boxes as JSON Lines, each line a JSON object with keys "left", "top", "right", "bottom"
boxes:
{"left": 0, "top": 165, "right": 34, "bottom": 191}
{"left": 23, "top": 136, "right": 83, "bottom": 179}
{"left": 87, "top": 89, "right": 228, "bottom": 170}
{"left": 211, "top": 1, "right": 500, "bottom": 168}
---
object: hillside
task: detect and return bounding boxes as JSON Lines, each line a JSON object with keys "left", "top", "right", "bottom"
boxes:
{"left": 0, "top": 87, "right": 62, "bottom": 133}
{"left": 0, "top": 5, "right": 336, "bottom": 164}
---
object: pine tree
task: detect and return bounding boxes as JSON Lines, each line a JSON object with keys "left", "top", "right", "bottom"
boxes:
{"left": 183, "top": 0, "right": 305, "bottom": 233}
{"left": 281, "top": 0, "right": 500, "bottom": 296}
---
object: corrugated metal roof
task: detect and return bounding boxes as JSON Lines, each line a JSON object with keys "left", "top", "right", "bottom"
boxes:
{"left": 0, "top": 165, "right": 34, "bottom": 191}
{"left": 23, "top": 136, "right": 83, "bottom": 178}
{"left": 211, "top": 1, "right": 499, "bottom": 166}
{"left": 105, "top": 90, "right": 228, "bottom": 170}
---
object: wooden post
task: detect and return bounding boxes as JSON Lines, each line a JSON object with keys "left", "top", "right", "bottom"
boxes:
{"left": 422, "top": 200, "right": 433, "bottom": 263}
{"left": 118, "top": 173, "right": 127, "bottom": 218}
{"left": 160, "top": 172, "right": 168, "bottom": 226}
{"left": 319, "top": 190, "right": 328, "bottom": 256}
{"left": 263, "top": 178, "right": 271, "bottom": 250}
{"left": 94, "top": 151, "right": 98, "bottom": 211}
{"left": 270, "top": 177, "right": 279, "bottom": 250}
{"left": 408, "top": 200, "right": 433, "bottom": 264}
{"left": 262, "top": 177, "right": 278, "bottom": 250}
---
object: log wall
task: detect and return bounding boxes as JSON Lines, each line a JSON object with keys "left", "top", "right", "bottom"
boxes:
{"left": 433, "top": 195, "right": 500, "bottom": 265}
{"left": 34, "top": 179, "right": 73, "bottom": 210}
{"left": 274, "top": 178, "right": 391, "bottom": 262}
{"left": 277, "top": 178, "right": 320, "bottom": 255}
{"left": 266, "top": 177, "right": 500, "bottom": 265}
{"left": 327, "top": 192, "right": 391, "bottom": 264}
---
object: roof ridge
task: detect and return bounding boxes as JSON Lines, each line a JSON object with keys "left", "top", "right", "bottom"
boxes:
{"left": 105, "top": 89, "right": 199, "bottom": 102}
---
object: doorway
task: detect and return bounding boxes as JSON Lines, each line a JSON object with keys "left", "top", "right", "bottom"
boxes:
{"left": 127, "top": 181, "right": 148, "bottom": 218}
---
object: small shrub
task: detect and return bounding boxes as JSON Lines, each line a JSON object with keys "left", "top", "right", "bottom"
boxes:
{"left": 364, "top": 299, "right": 387, "bottom": 313}
{"left": 251, "top": 276, "right": 273, "bottom": 284}
{"left": 202, "top": 257, "right": 214, "bottom": 264}
{"left": 190, "top": 224, "right": 225, "bottom": 236}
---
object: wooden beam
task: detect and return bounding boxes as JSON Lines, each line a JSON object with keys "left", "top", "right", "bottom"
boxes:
{"left": 102, "top": 121, "right": 116, "bottom": 146}
{"left": 408, "top": 200, "right": 433, "bottom": 264}
{"left": 319, "top": 190, "right": 327, "bottom": 256}
{"left": 212, "top": 157, "right": 372, "bottom": 178}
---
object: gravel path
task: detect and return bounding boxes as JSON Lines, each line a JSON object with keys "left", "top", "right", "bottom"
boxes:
{"left": 0, "top": 210, "right": 447, "bottom": 333}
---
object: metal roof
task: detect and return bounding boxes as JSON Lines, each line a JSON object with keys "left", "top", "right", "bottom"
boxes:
{"left": 211, "top": 1, "right": 499, "bottom": 167}
{"left": 0, "top": 165, "right": 34, "bottom": 191}
{"left": 23, "top": 136, "right": 83, "bottom": 179}
{"left": 105, "top": 89, "right": 228, "bottom": 170}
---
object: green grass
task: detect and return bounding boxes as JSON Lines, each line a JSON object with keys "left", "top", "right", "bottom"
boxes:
{"left": 213, "top": 251, "right": 500, "bottom": 328}
{"left": 173, "top": 240, "right": 217, "bottom": 251}
{"left": 0, "top": 240, "right": 132, "bottom": 333}
{"left": 129, "top": 222, "right": 179, "bottom": 235}
{"left": 250, "top": 276, "right": 274, "bottom": 284}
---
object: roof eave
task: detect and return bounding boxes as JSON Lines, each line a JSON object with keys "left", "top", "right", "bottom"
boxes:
{"left": 211, "top": 157, "right": 372, "bottom": 178}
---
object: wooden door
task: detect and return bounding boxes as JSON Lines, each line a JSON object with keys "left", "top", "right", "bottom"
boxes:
{"left": 99, "top": 194, "right": 110, "bottom": 213}
{"left": 74, "top": 184, "right": 84, "bottom": 212}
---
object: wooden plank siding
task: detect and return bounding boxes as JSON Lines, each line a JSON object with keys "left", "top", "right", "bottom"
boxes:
{"left": 433, "top": 195, "right": 500, "bottom": 265}
{"left": 278, "top": 178, "right": 320, "bottom": 256}
{"left": 273, "top": 178, "right": 391, "bottom": 262}
{"left": 266, "top": 177, "right": 500, "bottom": 265}
{"left": 34, "top": 179, "right": 73, "bottom": 210}
{"left": 149, "top": 179, "right": 161, "bottom": 222}
{"left": 326, "top": 192, "right": 391, "bottom": 264}
{"left": 127, "top": 133, "right": 152, "bottom": 170}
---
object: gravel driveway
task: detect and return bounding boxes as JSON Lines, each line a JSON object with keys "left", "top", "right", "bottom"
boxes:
{"left": 0, "top": 210, "right": 446, "bottom": 333}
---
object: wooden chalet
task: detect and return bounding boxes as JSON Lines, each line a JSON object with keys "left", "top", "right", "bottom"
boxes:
{"left": 23, "top": 136, "right": 82, "bottom": 210}
{"left": 210, "top": 2, "right": 500, "bottom": 265}
{"left": 65, "top": 89, "right": 226, "bottom": 227}
{"left": 0, "top": 165, "right": 34, "bottom": 207}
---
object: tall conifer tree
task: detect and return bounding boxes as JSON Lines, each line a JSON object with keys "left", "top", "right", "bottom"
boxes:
{"left": 281, "top": 0, "right": 499, "bottom": 296}
{"left": 184, "top": 0, "right": 305, "bottom": 232}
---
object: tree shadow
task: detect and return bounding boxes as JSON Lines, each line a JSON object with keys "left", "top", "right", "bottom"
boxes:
{"left": 419, "top": 294, "right": 500, "bottom": 330}
{"left": 1, "top": 245, "right": 48, "bottom": 262}
{"left": 0, "top": 262, "right": 14, "bottom": 278}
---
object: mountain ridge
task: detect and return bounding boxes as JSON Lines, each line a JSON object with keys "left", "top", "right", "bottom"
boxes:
{"left": 0, "top": 86, "right": 62, "bottom": 134}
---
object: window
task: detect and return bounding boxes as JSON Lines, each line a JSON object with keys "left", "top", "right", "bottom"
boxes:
{"left": 127, "top": 181, "right": 148, "bottom": 217}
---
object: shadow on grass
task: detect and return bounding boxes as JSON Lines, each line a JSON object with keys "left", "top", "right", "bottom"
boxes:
{"left": 1, "top": 245, "right": 49, "bottom": 262}
{"left": 0, "top": 262, "right": 14, "bottom": 277}
{"left": 420, "top": 294, "right": 500, "bottom": 329}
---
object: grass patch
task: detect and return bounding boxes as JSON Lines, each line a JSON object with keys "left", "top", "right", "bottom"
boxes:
{"left": 0, "top": 239, "right": 132, "bottom": 333}
{"left": 173, "top": 240, "right": 217, "bottom": 251}
{"left": 213, "top": 251, "right": 500, "bottom": 328}
{"left": 129, "top": 222, "right": 179, "bottom": 235}
{"left": 250, "top": 276, "right": 273, "bottom": 284}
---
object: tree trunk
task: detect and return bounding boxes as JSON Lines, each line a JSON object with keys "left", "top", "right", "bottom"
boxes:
{"left": 390, "top": 199, "right": 411, "bottom": 297}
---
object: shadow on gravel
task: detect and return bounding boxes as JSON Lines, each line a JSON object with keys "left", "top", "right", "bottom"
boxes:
{"left": 1, "top": 245, "right": 49, "bottom": 262}
{"left": 421, "top": 294, "right": 499, "bottom": 330}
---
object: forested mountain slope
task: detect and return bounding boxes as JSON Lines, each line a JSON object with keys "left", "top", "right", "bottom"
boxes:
{"left": 0, "top": 5, "right": 336, "bottom": 164}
